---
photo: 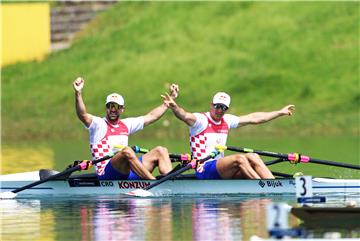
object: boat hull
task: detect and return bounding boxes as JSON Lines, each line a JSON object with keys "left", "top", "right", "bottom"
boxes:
{"left": 1, "top": 171, "right": 359, "bottom": 196}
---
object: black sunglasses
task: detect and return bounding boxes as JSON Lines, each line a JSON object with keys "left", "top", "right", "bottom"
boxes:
{"left": 213, "top": 104, "right": 228, "bottom": 111}
{"left": 106, "top": 103, "right": 123, "bottom": 110}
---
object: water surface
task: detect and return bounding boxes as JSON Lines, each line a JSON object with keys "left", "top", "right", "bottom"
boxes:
{"left": 1, "top": 195, "right": 359, "bottom": 241}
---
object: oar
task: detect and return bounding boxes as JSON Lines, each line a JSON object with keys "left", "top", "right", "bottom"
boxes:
{"left": 0, "top": 153, "right": 116, "bottom": 199}
{"left": 216, "top": 145, "right": 360, "bottom": 170}
{"left": 264, "top": 158, "right": 286, "bottom": 166}
{"left": 272, "top": 171, "right": 293, "bottom": 178}
{"left": 264, "top": 159, "right": 294, "bottom": 177}
{"left": 127, "top": 149, "right": 222, "bottom": 197}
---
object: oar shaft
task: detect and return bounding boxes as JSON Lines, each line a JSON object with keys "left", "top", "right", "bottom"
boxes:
{"left": 12, "top": 165, "right": 81, "bottom": 193}
{"left": 271, "top": 171, "right": 293, "bottom": 178}
{"left": 305, "top": 158, "right": 360, "bottom": 169}
{"left": 265, "top": 159, "right": 286, "bottom": 166}
{"left": 145, "top": 164, "right": 192, "bottom": 190}
{"left": 226, "top": 146, "right": 360, "bottom": 170}
{"left": 227, "top": 146, "right": 288, "bottom": 159}
{"left": 12, "top": 154, "right": 113, "bottom": 194}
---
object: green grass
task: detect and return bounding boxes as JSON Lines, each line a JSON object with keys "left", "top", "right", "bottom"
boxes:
{"left": 2, "top": 2, "right": 359, "bottom": 141}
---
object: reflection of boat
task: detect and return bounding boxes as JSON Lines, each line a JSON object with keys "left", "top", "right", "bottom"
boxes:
{"left": 1, "top": 169, "right": 359, "bottom": 196}
{"left": 291, "top": 206, "right": 360, "bottom": 228}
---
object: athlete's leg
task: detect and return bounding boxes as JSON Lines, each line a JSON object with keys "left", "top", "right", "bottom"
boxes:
{"left": 216, "top": 154, "right": 261, "bottom": 179}
{"left": 140, "top": 146, "right": 172, "bottom": 175}
{"left": 111, "top": 146, "right": 155, "bottom": 180}
{"left": 245, "top": 153, "right": 274, "bottom": 179}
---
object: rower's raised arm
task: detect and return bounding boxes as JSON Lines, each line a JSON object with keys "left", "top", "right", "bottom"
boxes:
{"left": 143, "top": 83, "right": 180, "bottom": 126}
{"left": 143, "top": 103, "right": 168, "bottom": 126}
{"left": 162, "top": 91, "right": 196, "bottom": 127}
{"left": 73, "top": 77, "right": 93, "bottom": 127}
{"left": 237, "top": 104, "right": 295, "bottom": 126}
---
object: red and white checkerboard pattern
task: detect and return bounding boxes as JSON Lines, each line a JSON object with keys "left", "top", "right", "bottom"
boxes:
{"left": 190, "top": 135, "right": 207, "bottom": 159}
{"left": 90, "top": 138, "right": 111, "bottom": 175}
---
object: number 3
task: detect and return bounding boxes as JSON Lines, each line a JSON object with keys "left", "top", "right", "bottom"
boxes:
{"left": 300, "top": 177, "right": 307, "bottom": 196}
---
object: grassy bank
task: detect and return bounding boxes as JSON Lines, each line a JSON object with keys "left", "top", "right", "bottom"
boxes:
{"left": 2, "top": 2, "right": 359, "bottom": 142}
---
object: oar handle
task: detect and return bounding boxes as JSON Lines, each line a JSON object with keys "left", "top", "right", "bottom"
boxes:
{"left": 169, "top": 153, "right": 191, "bottom": 161}
{"left": 131, "top": 146, "right": 149, "bottom": 154}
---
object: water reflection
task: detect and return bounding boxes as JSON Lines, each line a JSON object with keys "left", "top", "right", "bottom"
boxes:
{"left": 1, "top": 196, "right": 359, "bottom": 241}
{"left": 190, "top": 197, "right": 294, "bottom": 240}
{"left": 0, "top": 196, "right": 282, "bottom": 241}
{"left": 0, "top": 199, "right": 55, "bottom": 241}
{"left": 192, "top": 198, "right": 242, "bottom": 240}
{"left": 93, "top": 199, "right": 152, "bottom": 240}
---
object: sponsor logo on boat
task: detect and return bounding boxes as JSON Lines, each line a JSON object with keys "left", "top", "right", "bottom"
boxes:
{"left": 118, "top": 181, "right": 151, "bottom": 189}
{"left": 258, "top": 180, "right": 283, "bottom": 188}
{"left": 100, "top": 181, "right": 114, "bottom": 187}
{"left": 69, "top": 179, "right": 101, "bottom": 187}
